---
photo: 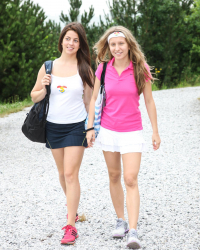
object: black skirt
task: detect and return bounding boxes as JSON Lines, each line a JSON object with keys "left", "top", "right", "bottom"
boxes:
{"left": 45, "top": 120, "right": 87, "bottom": 149}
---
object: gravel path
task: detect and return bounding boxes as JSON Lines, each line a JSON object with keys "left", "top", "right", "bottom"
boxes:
{"left": 0, "top": 87, "right": 200, "bottom": 250}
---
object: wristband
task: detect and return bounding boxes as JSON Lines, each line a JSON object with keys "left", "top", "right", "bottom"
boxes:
{"left": 86, "top": 127, "right": 94, "bottom": 132}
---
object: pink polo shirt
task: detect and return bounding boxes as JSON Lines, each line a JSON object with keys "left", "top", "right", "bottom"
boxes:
{"left": 95, "top": 57, "right": 151, "bottom": 132}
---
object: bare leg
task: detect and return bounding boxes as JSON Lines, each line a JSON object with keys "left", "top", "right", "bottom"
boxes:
{"left": 64, "top": 146, "right": 85, "bottom": 227}
{"left": 103, "top": 151, "right": 125, "bottom": 220}
{"left": 122, "top": 152, "right": 142, "bottom": 229}
{"left": 51, "top": 148, "right": 66, "bottom": 195}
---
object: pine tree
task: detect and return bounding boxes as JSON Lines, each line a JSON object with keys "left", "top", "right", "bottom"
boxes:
{"left": 60, "top": 0, "right": 82, "bottom": 23}
{"left": 0, "top": 0, "right": 61, "bottom": 101}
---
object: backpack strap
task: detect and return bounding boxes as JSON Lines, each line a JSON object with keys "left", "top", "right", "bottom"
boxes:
{"left": 44, "top": 60, "right": 53, "bottom": 97}
{"left": 42, "top": 60, "right": 53, "bottom": 122}
{"left": 100, "top": 62, "right": 107, "bottom": 94}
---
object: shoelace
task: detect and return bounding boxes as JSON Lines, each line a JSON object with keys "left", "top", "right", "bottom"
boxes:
{"left": 62, "top": 225, "right": 76, "bottom": 237}
{"left": 128, "top": 230, "right": 138, "bottom": 239}
{"left": 62, "top": 225, "right": 72, "bottom": 235}
{"left": 116, "top": 219, "right": 123, "bottom": 229}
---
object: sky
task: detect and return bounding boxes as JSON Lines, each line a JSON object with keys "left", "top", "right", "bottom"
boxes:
{"left": 31, "top": 0, "right": 110, "bottom": 27}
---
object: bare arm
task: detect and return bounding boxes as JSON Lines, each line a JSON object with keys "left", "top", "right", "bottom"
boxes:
{"left": 86, "top": 77, "right": 101, "bottom": 147}
{"left": 30, "top": 64, "right": 51, "bottom": 103}
{"left": 143, "top": 81, "right": 161, "bottom": 150}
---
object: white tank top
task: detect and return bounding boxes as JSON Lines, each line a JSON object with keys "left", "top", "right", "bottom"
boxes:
{"left": 47, "top": 64, "right": 87, "bottom": 124}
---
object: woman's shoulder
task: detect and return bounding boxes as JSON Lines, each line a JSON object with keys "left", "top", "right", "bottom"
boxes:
{"left": 96, "top": 62, "right": 103, "bottom": 71}
{"left": 96, "top": 60, "right": 112, "bottom": 72}
{"left": 96, "top": 62, "right": 110, "bottom": 80}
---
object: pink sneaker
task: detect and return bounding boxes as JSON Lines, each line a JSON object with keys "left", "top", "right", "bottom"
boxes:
{"left": 61, "top": 225, "right": 79, "bottom": 245}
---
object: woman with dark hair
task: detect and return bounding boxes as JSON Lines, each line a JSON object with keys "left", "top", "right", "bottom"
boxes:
{"left": 31, "top": 22, "right": 93, "bottom": 245}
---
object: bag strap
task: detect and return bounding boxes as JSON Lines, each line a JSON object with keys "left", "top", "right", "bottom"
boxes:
{"left": 100, "top": 62, "right": 107, "bottom": 94}
{"left": 42, "top": 60, "right": 53, "bottom": 123}
{"left": 44, "top": 60, "right": 53, "bottom": 97}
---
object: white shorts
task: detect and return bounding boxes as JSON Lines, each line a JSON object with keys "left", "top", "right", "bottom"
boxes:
{"left": 95, "top": 126, "right": 147, "bottom": 154}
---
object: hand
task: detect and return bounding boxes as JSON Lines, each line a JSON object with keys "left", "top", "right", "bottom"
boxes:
{"left": 86, "top": 130, "right": 95, "bottom": 148}
{"left": 152, "top": 133, "right": 161, "bottom": 150}
{"left": 41, "top": 74, "right": 51, "bottom": 93}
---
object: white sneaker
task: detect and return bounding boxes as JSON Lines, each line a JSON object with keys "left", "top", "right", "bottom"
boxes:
{"left": 126, "top": 228, "right": 141, "bottom": 249}
{"left": 112, "top": 218, "right": 129, "bottom": 238}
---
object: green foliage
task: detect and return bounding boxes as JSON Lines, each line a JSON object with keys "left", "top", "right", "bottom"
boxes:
{"left": 60, "top": 0, "right": 82, "bottom": 23}
{"left": 185, "top": 0, "right": 200, "bottom": 75}
{"left": 0, "top": 0, "right": 61, "bottom": 101}
{"left": 1, "top": 0, "right": 200, "bottom": 100}
{"left": 105, "top": 0, "right": 195, "bottom": 88}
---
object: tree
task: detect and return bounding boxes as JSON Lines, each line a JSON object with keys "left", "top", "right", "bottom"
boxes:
{"left": 186, "top": 0, "right": 200, "bottom": 77}
{"left": 60, "top": 0, "right": 82, "bottom": 23}
{"left": 138, "top": 0, "right": 194, "bottom": 86}
{"left": 0, "top": 0, "right": 61, "bottom": 101}
{"left": 106, "top": 0, "right": 194, "bottom": 87}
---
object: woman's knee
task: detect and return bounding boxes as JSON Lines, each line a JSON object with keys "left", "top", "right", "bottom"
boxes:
{"left": 124, "top": 175, "right": 138, "bottom": 188}
{"left": 108, "top": 170, "right": 121, "bottom": 183}
{"left": 64, "top": 171, "right": 78, "bottom": 184}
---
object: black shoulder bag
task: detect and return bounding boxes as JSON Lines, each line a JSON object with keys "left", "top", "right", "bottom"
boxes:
{"left": 21, "top": 60, "right": 53, "bottom": 143}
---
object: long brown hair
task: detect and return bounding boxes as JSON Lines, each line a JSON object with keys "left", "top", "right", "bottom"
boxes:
{"left": 58, "top": 22, "right": 93, "bottom": 89}
{"left": 93, "top": 26, "right": 154, "bottom": 95}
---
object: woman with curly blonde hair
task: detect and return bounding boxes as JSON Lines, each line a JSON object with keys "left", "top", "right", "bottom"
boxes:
{"left": 86, "top": 26, "right": 161, "bottom": 249}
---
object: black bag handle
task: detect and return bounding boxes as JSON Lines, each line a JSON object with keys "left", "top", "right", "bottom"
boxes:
{"left": 100, "top": 62, "right": 107, "bottom": 94}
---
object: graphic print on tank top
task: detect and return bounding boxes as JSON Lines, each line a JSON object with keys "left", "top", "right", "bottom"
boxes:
{"left": 57, "top": 85, "right": 67, "bottom": 93}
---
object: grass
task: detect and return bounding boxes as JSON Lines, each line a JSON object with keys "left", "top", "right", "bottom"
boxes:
{"left": 152, "top": 80, "right": 200, "bottom": 91}
{"left": 0, "top": 97, "right": 33, "bottom": 118}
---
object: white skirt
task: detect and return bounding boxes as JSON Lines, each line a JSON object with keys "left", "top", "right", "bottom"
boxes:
{"left": 95, "top": 126, "right": 147, "bottom": 154}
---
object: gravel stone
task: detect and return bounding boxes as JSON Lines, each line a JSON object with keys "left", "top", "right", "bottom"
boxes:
{"left": 0, "top": 87, "right": 200, "bottom": 250}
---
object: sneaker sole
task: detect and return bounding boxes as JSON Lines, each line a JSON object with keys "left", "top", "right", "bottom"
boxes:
{"left": 61, "top": 234, "right": 79, "bottom": 245}
{"left": 113, "top": 229, "right": 129, "bottom": 238}
{"left": 127, "top": 241, "right": 141, "bottom": 249}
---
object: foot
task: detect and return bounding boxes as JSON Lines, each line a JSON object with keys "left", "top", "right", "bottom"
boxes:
{"left": 67, "top": 213, "right": 79, "bottom": 222}
{"left": 60, "top": 225, "right": 78, "bottom": 245}
{"left": 126, "top": 228, "right": 141, "bottom": 249}
{"left": 112, "top": 218, "right": 129, "bottom": 238}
